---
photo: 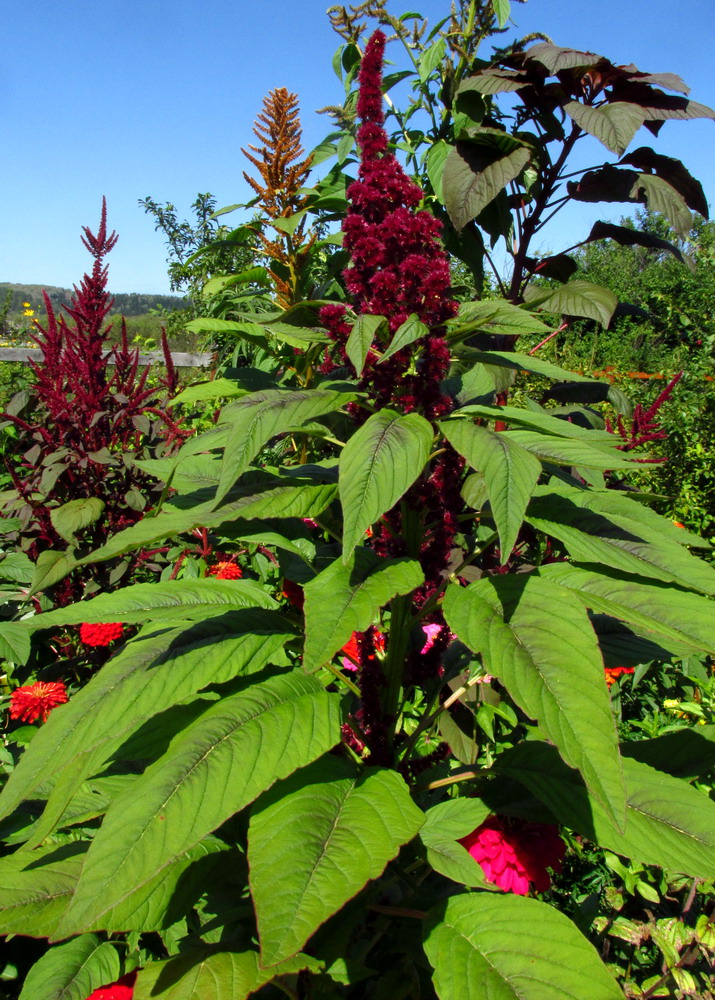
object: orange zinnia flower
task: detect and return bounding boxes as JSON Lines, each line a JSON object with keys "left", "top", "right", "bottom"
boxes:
{"left": 79, "top": 622, "right": 124, "bottom": 647}
{"left": 208, "top": 560, "right": 243, "bottom": 580}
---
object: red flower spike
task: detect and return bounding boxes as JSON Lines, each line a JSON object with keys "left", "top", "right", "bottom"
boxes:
{"left": 79, "top": 622, "right": 125, "bottom": 647}
{"left": 604, "top": 666, "right": 635, "bottom": 688}
{"left": 85, "top": 970, "right": 137, "bottom": 1000}
{"left": 208, "top": 560, "right": 243, "bottom": 580}
{"left": 8, "top": 681, "right": 69, "bottom": 724}
{"left": 459, "top": 815, "right": 565, "bottom": 895}
{"left": 282, "top": 578, "right": 305, "bottom": 610}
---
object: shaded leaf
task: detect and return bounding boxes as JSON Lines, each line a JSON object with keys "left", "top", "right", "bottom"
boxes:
{"left": 0, "top": 842, "right": 86, "bottom": 937}
{"left": 50, "top": 499, "right": 105, "bottom": 543}
{"left": 303, "top": 549, "right": 423, "bottom": 672}
{"left": 249, "top": 757, "right": 424, "bottom": 965}
{"left": 632, "top": 173, "right": 692, "bottom": 238}
{"left": 19, "top": 934, "right": 119, "bottom": 1000}
{"left": 443, "top": 134, "right": 531, "bottom": 231}
{"left": 56, "top": 671, "right": 341, "bottom": 936}
{"left": 586, "top": 220, "right": 688, "bottom": 264}
{"left": 443, "top": 575, "right": 626, "bottom": 826}
{"left": 620, "top": 146, "right": 708, "bottom": 217}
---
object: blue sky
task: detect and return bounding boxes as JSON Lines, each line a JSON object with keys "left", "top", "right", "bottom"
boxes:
{"left": 2, "top": 0, "right": 713, "bottom": 295}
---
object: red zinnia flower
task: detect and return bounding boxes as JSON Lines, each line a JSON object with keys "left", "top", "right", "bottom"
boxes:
{"left": 604, "top": 666, "right": 635, "bottom": 688}
{"left": 341, "top": 628, "right": 385, "bottom": 671}
{"left": 79, "top": 622, "right": 124, "bottom": 647}
{"left": 207, "top": 560, "right": 243, "bottom": 580}
{"left": 9, "top": 681, "right": 68, "bottom": 724}
{"left": 459, "top": 815, "right": 565, "bottom": 895}
{"left": 85, "top": 970, "right": 136, "bottom": 1000}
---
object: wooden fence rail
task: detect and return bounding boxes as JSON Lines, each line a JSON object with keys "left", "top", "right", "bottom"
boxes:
{"left": 0, "top": 348, "right": 213, "bottom": 367}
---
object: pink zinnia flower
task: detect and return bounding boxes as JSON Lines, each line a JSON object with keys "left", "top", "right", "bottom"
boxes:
{"left": 459, "top": 815, "right": 565, "bottom": 895}
{"left": 79, "top": 622, "right": 124, "bottom": 647}
{"left": 8, "top": 680, "right": 68, "bottom": 724}
{"left": 207, "top": 560, "right": 242, "bottom": 580}
{"left": 85, "top": 970, "right": 136, "bottom": 1000}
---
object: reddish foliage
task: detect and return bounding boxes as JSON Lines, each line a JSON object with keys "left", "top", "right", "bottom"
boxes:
{"left": 1, "top": 200, "right": 188, "bottom": 600}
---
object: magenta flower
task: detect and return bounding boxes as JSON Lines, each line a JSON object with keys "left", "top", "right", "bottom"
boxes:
{"left": 459, "top": 815, "right": 565, "bottom": 895}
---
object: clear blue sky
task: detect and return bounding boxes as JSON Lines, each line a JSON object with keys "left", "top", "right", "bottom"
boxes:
{"left": 2, "top": 0, "right": 713, "bottom": 295}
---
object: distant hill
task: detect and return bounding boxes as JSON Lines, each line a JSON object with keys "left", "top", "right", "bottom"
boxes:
{"left": 0, "top": 283, "right": 187, "bottom": 318}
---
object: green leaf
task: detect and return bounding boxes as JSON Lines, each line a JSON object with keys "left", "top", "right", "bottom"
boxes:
{"left": 55, "top": 670, "right": 341, "bottom": 936}
{"left": 426, "top": 140, "right": 451, "bottom": 202}
{"left": 493, "top": 0, "right": 511, "bottom": 27}
{"left": 168, "top": 378, "right": 248, "bottom": 408}
{"left": 446, "top": 300, "right": 551, "bottom": 341}
{"left": 420, "top": 798, "right": 490, "bottom": 887}
{"left": 379, "top": 314, "right": 429, "bottom": 364}
{"left": 339, "top": 409, "right": 433, "bottom": 559}
{"left": 346, "top": 314, "right": 387, "bottom": 376}
{"left": 0, "top": 612, "right": 296, "bottom": 840}
{"left": 563, "top": 100, "right": 644, "bottom": 155}
{"left": 619, "top": 146, "right": 709, "bottom": 217}
{"left": 49, "top": 498, "right": 105, "bottom": 543}
{"left": 501, "top": 429, "right": 644, "bottom": 469}
{"left": 134, "top": 950, "right": 322, "bottom": 1000}
{"left": 538, "top": 563, "right": 715, "bottom": 655}
{"left": 498, "top": 742, "right": 715, "bottom": 878}
{"left": 622, "top": 726, "right": 715, "bottom": 780}
{"left": 443, "top": 575, "right": 626, "bottom": 827}
{"left": 440, "top": 420, "right": 541, "bottom": 559}
{"left": 418, "top": 37, "right": 446, "bottom": 83}
{"left": 459, "top": 68, "right": 528, "bottom": 96}
{"left": 0, "top": 622, "right": 31, "bottom": 664}
{"left": 23, "top": 578, "right": 276, "bottom": 634}
{"left": 424, "top": 893, "right": 622, "bottom": 1000}
{"left": 19, "top": 934, "right": 119, "bottom": 1000}
{"left": 454, "top": 403, "right": 618, "bottom": 446}
{"left": 527, "top": 491, "right": 715, "bottom": 595}
{"left": 459, "top": 348, "right": 597, "bottom": 383}
{"left": 30, "top": 550, "right": 76, "bottom": 595}
{"left": 632, "top": 172, "right": 693, "bottom": 238}
{"left": 216, "top": 389, "right": 352, "bottom": 504}
{"left": 0, "top": 551, "right": 33, "bottom": 583}
{"left": 443, "top": 135, "right": 531, "bottom": 231}
{"left": 524, "top": 279, "right": 618, "bottom": 327}
{"left": 75, "top": 479, "right": 337, "bottom": 570}
{"left": 303, "top": 549, "right": 423, "bottom": 672}
{"left": 0, "top": 842, "right": 86, "bottom": 937}
{"left": 249, "top": 757, "right": 424, "bottom": 965}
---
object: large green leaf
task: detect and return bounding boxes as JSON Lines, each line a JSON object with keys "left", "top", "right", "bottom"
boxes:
{"left": 459, "top": 348, "right": 598, "bottom": 383}
{"left": 563, "top": 100, "right": 644, "bottom": 155}
{"left": 50, "top": 498, "right": 105, "bottom": 543}
{"left": 249, "top": 757, "right": 424, "bottom": 966}
{"left": 75, "top": 479, "right": 337, "bottom": 569}
{"left": 346, "top": 314, "right": 386, "bottom": 376}
{"left": 440, "top": 420, "right": 541, "bottom": 558}
{"left": 501, "top": 429, "right": 643, "bottom": 469}
{"left": 0, "top": 842, "right": 86, "bottom": 937}
{"left": 443, "top": 575, "right": 626, "bottom": 827}
{"left": 423, "top": 893, "right": 622, "bottom": 1000}
{"left": 419, "top": 798, "right": 490, "bottom": 887}
{"left": 303, "top": 549, "right": 423, "bottom": 672}
{"left": 167, "top": 377, "right": 248, "bottom": 408}
{"left": 55, "top": 670, "right": 341, "bottom": 936}
{"left": 527, "top": 491, "right": 715, "bottom": 595}
{"left": 498, "top": 742, "right": 715, "bottom": 878}
{"left": 538, "top": 564, "right": 715, "bottom": 655}
{"left": 524, "top": 279, "right": 618, "bottom": 327}
{"left": 216, "top": 389, "right": 352, "bottom": 504}
{"left": 443, "top": 134, "right": 531, "bottom": 231}
{"left": 23, "top": 578, "right": 276, "bottom": 633}
{"left": 0, "top": 612, "right": 296, "bottom": 843}
{"left": 446, "top": 300, "right": 551, "bottom": 341}
{"left": 134, "top": 950, "right": 322, "bottom": 1000}
{"left": 454, "top": 403, "right": 618, "bottom": 446}
{"left": 19, "top": 934, "right": 120, "bottom": 1000}
{"left": 339, "top": 409, "right": 433, "bottom": 559}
